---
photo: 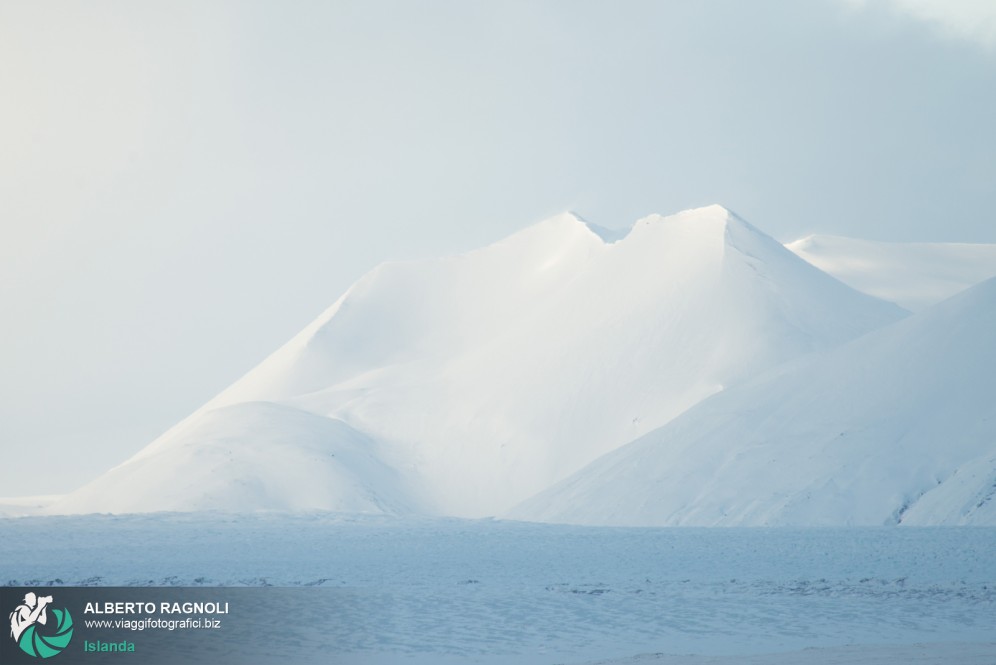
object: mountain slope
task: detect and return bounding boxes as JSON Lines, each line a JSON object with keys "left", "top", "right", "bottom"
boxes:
{"left": 509, "top": 277, "right": 996, "bottom": 526}
{"left": 52, "top": 205, "right": 906, "bottom": 516}
{"left": 49, "top": 402, "right": 417, "bottom": 514}
{"left": 786, "top": 234, "right": 996, "bottom": 311}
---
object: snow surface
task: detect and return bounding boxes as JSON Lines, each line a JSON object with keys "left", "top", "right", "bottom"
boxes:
{"left": 1, "top": 514, "right": 993, "bottom": 664}
{"left": 56, "top": 402, "right": 418, "bottom": 514}
{"left": 786, "top": 234, "right": 996, "bottom": 312}
{"left": 8, "top": 207, "right": 995, "bottom": 664}
{"left": 510, "top": 276, "right": 996, "bottom": 526}
{"left": 51, "top": 205, "right": 907, "bottom": 518}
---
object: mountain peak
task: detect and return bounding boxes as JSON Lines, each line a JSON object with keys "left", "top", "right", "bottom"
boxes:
{"left": 516, "top": 211, "right": 627, "bottom": 245}
{"left": 515, "top": 205, "right": 748, "bottom": 249}
{"left": 683, "top": 203, "right": 737, "bottom": 218}
{"left": 624, "top": 205, "right": 776, "bottom": 262}
{"left": 53, "top": 205, "right": 909, "bottom": 518}
{"left": 633, "top": 204, "right": 742, "bottom": 232}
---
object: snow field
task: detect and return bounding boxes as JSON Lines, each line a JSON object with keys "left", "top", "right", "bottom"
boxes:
{"left": 1, "top": 514, "right": 993, "bottom": 664}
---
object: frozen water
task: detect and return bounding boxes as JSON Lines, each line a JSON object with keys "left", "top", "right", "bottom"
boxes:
{"left": 1, "top": 513, "right": 993, "bottom": 664}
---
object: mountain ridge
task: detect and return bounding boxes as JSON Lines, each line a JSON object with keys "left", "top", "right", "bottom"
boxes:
{"left": 48, "top": 206, "right": 928, "bottom": 520}
{"left": 786, "top": 233, "right": 996, "bottom": 311}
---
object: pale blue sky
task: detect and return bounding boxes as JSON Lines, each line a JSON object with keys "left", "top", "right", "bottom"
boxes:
{"left": 2, "top": 0, "right": 995, "bottom": 496}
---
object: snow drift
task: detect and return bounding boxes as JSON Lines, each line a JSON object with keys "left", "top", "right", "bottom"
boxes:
{"left": 50, "top": 205, "right": 908, "bottom": 517}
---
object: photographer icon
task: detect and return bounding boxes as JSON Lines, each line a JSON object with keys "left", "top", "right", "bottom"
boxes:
{"left": 9, "top": 592, "right": 52, "bottom": 644}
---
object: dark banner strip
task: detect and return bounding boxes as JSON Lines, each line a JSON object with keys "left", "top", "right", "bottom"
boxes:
{"left": 2, "top": 587, "right": 378, "bottom": 665}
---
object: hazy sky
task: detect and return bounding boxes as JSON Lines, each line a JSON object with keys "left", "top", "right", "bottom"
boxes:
{"left": 2, "top": 0, "right": 995, "bottom": 496}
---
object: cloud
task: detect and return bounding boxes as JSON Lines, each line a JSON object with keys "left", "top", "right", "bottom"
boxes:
{"left": 843, "top": 0, "right": 996, "bottom": 50}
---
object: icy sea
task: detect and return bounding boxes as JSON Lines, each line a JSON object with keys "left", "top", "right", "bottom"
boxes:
{"left": 1, "top": 513, "right": 993, "bottom": 664}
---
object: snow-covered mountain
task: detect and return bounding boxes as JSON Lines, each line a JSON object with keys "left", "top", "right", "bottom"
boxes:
{"left": 49, "top": 205, "right": 907, "bottom": 516}
{"left": 786, "top": 235, "right": 996, "bottom": 311}
{"left": 58, "top": 402, "right": 418, "bottom": 514}
{"left": 509, "top": 276, "right": 996, "bottom": 526}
